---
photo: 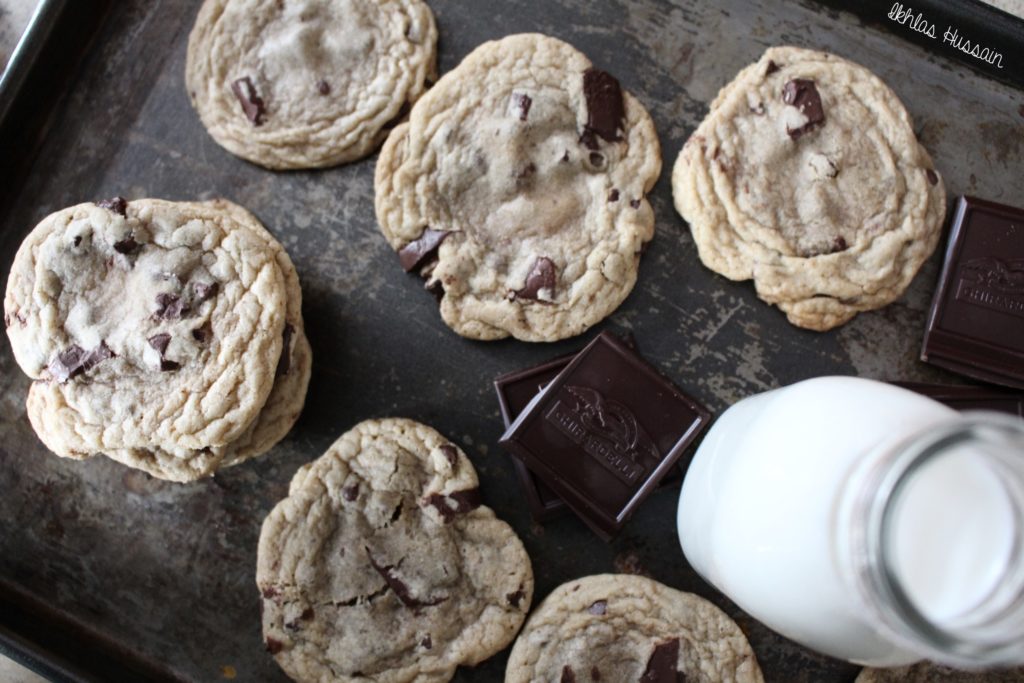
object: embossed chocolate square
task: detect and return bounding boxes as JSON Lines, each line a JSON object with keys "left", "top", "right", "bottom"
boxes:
{"left": 498, "top": 331, "right": 711, "bottom": 539}
{"left": 922, "top": 197, "right": 1024, "bottom": 389}
{"left": 494, "top": 336, "right": 683, "bottom": 524}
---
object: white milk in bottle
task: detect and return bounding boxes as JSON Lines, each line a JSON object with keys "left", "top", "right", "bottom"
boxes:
{"left": 677, "top": 376, "right": 1024, "bottom": 666}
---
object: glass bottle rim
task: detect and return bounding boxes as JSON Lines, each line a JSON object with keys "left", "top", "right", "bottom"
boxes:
{"left": 853, "top": 411, "right": 1024, "bottom": 667}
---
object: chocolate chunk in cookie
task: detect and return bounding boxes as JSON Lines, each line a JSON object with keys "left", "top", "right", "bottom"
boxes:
{"left": 113, "top": 235, "right": 141, "bottom": 254}
{"left": 439, "top": 444, "right": 459, "bottom": 467}
{"left": 510, "top": 92, "right": 532, "bottom": 121}
{"left": 96, "top": 196, "right": 128, "bottom": 216}
{"left": 231, "top": 76, "right": 266, "bottom": 126}
{"left": 399, "top": 228, "right": 449, "bottom": 272}
{"left": 192, "top": 281, "right": 218, "bottom": 303}
{"left": 640, "top": 639, "right": 681, "bottom": 683}
{"left": 48, "top": 342, "right": 114, "bottom": 383}
{"left": 423, "top": 488, "right": 482, "bottom": 523}
{"left": 512, "top": 257, "right": 557, "bottom": 302}
{"left": 147, "top": 333, "right": 180, "bottom": 372}
{"left": 154, "top": 293, "right": 187, "bottom": 320}
{"left": 275, "top": 323, "right": 294, "bottom": 378}
{"left": 581, "top": 68, "right": 624, "bottom": 148}
{"left": 191, "top": 321, "right": 213, "bottom": 344}
{"left": 148, "top": 333, "right": 171, "bottom": 356}
{"left": 782, "top": 78, "right": 825, "bottom": 139}
{"left": 48, "top": 347, "right": 87, "bottom": 382}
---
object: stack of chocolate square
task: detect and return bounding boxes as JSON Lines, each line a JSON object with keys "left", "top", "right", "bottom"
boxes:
{"left": 495, "top": 331, "right": 710, "bottom": 539}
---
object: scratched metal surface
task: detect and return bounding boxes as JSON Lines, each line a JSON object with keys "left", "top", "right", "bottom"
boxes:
{"left": 0, "top": 1, "right": 38, "bottom": 67}
{"left": 0, "top": 0, "right": 1022, "bottom": 681}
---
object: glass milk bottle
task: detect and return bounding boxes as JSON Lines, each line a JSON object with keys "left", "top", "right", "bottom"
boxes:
{"left": 677, "top": 376, "right": 1024, "bottom": 666}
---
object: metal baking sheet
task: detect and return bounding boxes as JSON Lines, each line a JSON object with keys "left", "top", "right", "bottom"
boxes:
{"left": 0, "top": 0, "right": 41, "bottom": 68}
{"left": 0, "top": 0, "right": 59, "bottom": 128}
{"left": 1, "top": 0, "right": 1022, "bottom": 680}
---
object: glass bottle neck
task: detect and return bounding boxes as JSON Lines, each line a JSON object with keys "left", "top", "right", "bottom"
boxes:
{"left": 841, "top": 412, "right": 1024, "bottom": 667}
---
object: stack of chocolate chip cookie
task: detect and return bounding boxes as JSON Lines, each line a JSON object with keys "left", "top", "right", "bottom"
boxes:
{"left": 3, "top": 197, "right": 311, "bottom": 481}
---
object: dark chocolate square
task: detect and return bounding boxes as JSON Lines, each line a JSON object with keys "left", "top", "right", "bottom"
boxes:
{"left": 922, "top": 196, "right": 1024, "bottom": 389}
{"left": 498, "top": 331, "right": 710, "bottom": 539}
{"left": 494, "top": 354, "right": 576, "bottom": 523}
{"left": 494, "top": 337, "right": 684, "bottom": 524}
{"left": 894, "top": 381, "right": 1024, "bottom": 417}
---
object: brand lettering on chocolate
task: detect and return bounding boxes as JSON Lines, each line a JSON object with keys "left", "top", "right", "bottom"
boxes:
{"left": 961, "top": 257, "right": 1024, "bottom": 291}
{"left": 956, "top": 281, "right": 1024, "bottom": 318}
{"left": 956, "top": 259, "right": 1024, "bottom": 317}
{"left": 543, "top": 385, "right": 659, "bottom": 485}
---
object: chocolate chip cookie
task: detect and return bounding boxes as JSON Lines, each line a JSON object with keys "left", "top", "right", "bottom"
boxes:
{"left": 187, "top": 0, "right": 437, "bottom": 169}
{"left": 375, "top": 33, "right": 661, "bottom": 342}
{"left": 181, "top": 199, "right": 311, "bottom": 468}
{"left": 257, "top": 418, "right": 533, "bottom": 682}
{"left": 25, "top": 199, "right": 312, "bottom": 478}
{"left": 5, "top": 198, "right": 307, "bottom": 481}
{"left": 505, "top": 574, "right": 763, "bottom": 683}
{"left": 673, "top": 46, "right": 946, "bottom": 331}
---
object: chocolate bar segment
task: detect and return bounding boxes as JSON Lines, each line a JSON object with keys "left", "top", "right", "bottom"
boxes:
{"left": 494, "top": 334, "right": 681, "bottom": 524}
{"left": 921, "top": 197, "right": 1024, "bottom": 389}
{"left": 499, "top": 331, "right": 710, "bottom": 539}
{"left": 894, "top": 382, "right": 1024, "bottom": 417}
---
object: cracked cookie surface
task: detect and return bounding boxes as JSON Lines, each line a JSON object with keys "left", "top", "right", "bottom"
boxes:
{"left": 5, "top": 198, "right": 296, "bottom": 481}
{"left": 505, "top": 574, "right": 763, "bottom": 683}
{"left": 187, "top": 0, "right": 437, "bottom": 169}
{"left": 672, "top": 46, "right": 946, "bottom": 331}
{"left": 375, "top": 33, "right": 661, "bottom": 342}
{"left": 257, "top": 418, "right": 533, "bottom": 683}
